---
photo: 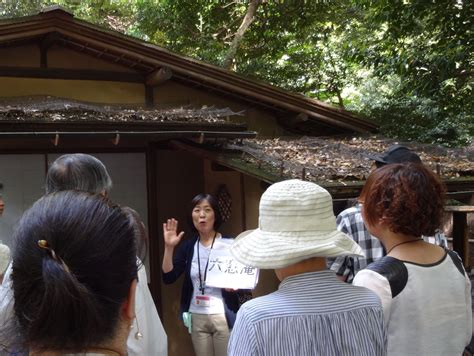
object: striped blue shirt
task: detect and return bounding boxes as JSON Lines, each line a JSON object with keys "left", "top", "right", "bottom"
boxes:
{"left": 228, "top": 270, "right": 386, "bottom": 356}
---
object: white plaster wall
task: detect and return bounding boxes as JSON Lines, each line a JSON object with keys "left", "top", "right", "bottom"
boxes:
{"left": 0, "top": 153, "right": 148, "bottom": 278}
{"left": 0, "top": 155, "right": 45, "bottom": 248}
{"left": 48, "top": 153, "right": 150, "bottom": 278}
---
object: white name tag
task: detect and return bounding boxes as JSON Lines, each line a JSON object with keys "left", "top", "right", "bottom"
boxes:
{"left": 195, "top": 295, "right": 211, "bottom": 307}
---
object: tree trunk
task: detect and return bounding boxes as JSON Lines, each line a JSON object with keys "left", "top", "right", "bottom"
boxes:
{"left": 222, "top": 0, "right": 260, "bottom": 70}
{"left": 335, "top": 87, "right": 345, "bottom": 109}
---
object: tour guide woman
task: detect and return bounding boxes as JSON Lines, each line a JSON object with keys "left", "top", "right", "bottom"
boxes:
{"left": 162, "top": 193, "right": 241, "bottom": 356}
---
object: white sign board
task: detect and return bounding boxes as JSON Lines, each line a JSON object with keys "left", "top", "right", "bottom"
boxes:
{"left": 205, "top": 244, "right": 259, "bottom": 290}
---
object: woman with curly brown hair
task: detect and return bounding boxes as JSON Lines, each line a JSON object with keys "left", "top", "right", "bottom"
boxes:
{"left": 353, "top": 163, "right": 471, "bottom": 355}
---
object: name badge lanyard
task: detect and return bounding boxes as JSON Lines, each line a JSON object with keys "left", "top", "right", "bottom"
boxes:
{"left": 197, "top": 232, "right": 217, "bottom": 295}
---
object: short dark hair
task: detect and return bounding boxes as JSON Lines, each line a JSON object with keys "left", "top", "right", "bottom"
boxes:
{"left": 45, "top": 154, "right": 112, "bottom": 194}
{"left": 10, "top": 191, "right": 137, "bottom": 350}
{"left": 188, "top": 193, "right": 222, "bottom": 233}
{"left": 360, "top": 163, "right": 445, "bottom": 237}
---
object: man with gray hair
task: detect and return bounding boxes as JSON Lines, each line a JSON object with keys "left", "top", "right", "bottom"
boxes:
{"left": 45, "top": 153, "right": 112, "bottom": 195}
{"left": 1, "top": 154, "right": 167, "bottom": 356}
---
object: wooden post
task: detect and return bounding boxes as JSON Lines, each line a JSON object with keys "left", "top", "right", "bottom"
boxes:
{"left": 113, "top": 132, "right": 120, "bottom": 146}
{"left": 240, "top": 173, "right": 247, "bottom": 231}
{"left": 39, "top": 32, "right": 63, "bottom": 68}
{"left": 146, "top": 143, "right": 163, "bottom": 315}
{"left": 52, "top": 132, "right": 59, "bottom": 147}
{"left": 445, "top": 206, "right": 474, "bottom": 270}
{"left": 145, "top": 85, "right": 154, "bottom": 108}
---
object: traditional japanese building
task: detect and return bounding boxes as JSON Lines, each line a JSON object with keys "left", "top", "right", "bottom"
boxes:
{"left": 1, "top": 6, "right": 472, "bottom": 355}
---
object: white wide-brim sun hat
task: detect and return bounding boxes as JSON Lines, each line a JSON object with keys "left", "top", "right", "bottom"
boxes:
{"left": 230, "top": 179, "right": 364, "bottom": 269}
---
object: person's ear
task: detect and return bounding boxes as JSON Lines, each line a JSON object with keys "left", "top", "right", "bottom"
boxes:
{"left": 122, "top": 279, "right": 137, "bottom": 321}
{"left": 379, "top": 216, "right": 389, "bottom": 226}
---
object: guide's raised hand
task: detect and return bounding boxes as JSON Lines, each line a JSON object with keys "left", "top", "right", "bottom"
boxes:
{"left": 163, "top": 218, "right": 184, "bottom": 248}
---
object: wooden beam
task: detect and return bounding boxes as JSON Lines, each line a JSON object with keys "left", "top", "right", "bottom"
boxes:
{"left": 145, "top": 85, "right": 154, "bottom": 107}
{"left": 40, "top": 31, "right": 63, "bottom": 49}
{"left": 40, "top": 46, "right": 48, "bottom": 68}
{"left": 0, "top": 121, "right": 249, "bottom": 133}
{"left": 39, "top": 32, "right": 64, "bottom": 68}
{"left": 145, "top": 67, "right": 172, "bottom": 86}
{"left": 0, "top": 66, "right": 145, "bottom": 83}
{"left": 278, "top": 112, "right": 309, "bottom": 128}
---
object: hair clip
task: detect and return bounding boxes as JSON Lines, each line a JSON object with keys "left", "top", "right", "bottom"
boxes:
{"left": 37, "top": 240, "right": 70, "bottom": 273}
{"left": 38, "top": 239, "right": 58, "bottom": 260}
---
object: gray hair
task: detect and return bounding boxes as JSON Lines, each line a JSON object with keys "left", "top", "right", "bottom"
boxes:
{"left": 45, "top": 154, "right": 112, "bottom": 195}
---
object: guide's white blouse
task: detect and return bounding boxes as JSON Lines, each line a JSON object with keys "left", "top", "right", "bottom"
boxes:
{"left": 189, "top": 236, "right": 229, "bottom": 315}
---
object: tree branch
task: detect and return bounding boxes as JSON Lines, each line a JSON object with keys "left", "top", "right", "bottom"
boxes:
{"left": 222, "top": 0, "right": 261, "bottom": 70}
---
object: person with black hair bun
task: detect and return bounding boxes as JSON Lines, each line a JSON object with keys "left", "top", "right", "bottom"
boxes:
{"left": 162, "top": 193, "right": 243, "bottom": 356}
{"left": 5, "top": 191, "right": 139, "bottom": 355}
{"left": 0, "top": 153, "right": 167, "bottom": 356}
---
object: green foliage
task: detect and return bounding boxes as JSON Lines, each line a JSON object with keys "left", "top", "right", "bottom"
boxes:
{"left": 356, "top": 92, "right": 472, "bottom": 147}
{"left": 347, "top": 0, "right": 473, "bottom": 146}
{"left": 0, "top": 0, "right": 472, "bottom": 146}
{"left": 0, "top": 0, "right": 47, "bottom": 17}
{"left": 134, "top": 0, "right": 235, "bottom": 64}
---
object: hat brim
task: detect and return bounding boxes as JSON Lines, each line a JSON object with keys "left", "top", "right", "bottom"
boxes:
{"left": 366, "top": 153, "right": 386, "bottom": 164}
{"left": 230, "top": 228, "right": 364, "bottom": 269}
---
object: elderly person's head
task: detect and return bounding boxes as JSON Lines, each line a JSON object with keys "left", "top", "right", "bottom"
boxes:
{"left": 45, "top": 154, "right": 112, "bottom": 195}
{"left": 231, "top": 179, "right": 363, "bottom": 279}
{"left": 10, "top": 191, "right": 137, "bottom": 353}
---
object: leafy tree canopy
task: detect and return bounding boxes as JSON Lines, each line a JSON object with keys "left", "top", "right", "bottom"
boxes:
{"left": 0, "top": 0, "right": 471, "bottom": 146}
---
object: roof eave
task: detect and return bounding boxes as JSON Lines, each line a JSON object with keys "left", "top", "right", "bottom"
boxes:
{"left": 0, "top": 10, "right": 377, "bottom": 134}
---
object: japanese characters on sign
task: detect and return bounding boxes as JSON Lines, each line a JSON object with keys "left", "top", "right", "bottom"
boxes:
{"left": 205, "top": 248, "right": 259, "bottom": 289}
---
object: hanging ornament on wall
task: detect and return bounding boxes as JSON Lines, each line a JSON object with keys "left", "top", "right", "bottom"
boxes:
{"left": 216, "top": 185, "right": 232, "bottom": 222}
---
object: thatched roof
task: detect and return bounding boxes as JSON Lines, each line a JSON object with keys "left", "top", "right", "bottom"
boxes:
{"left": 0, "top": 96, "right": 243, "bottom": 124}
{"left": 228, "top": 136, "right": 473, "bottom": 182}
